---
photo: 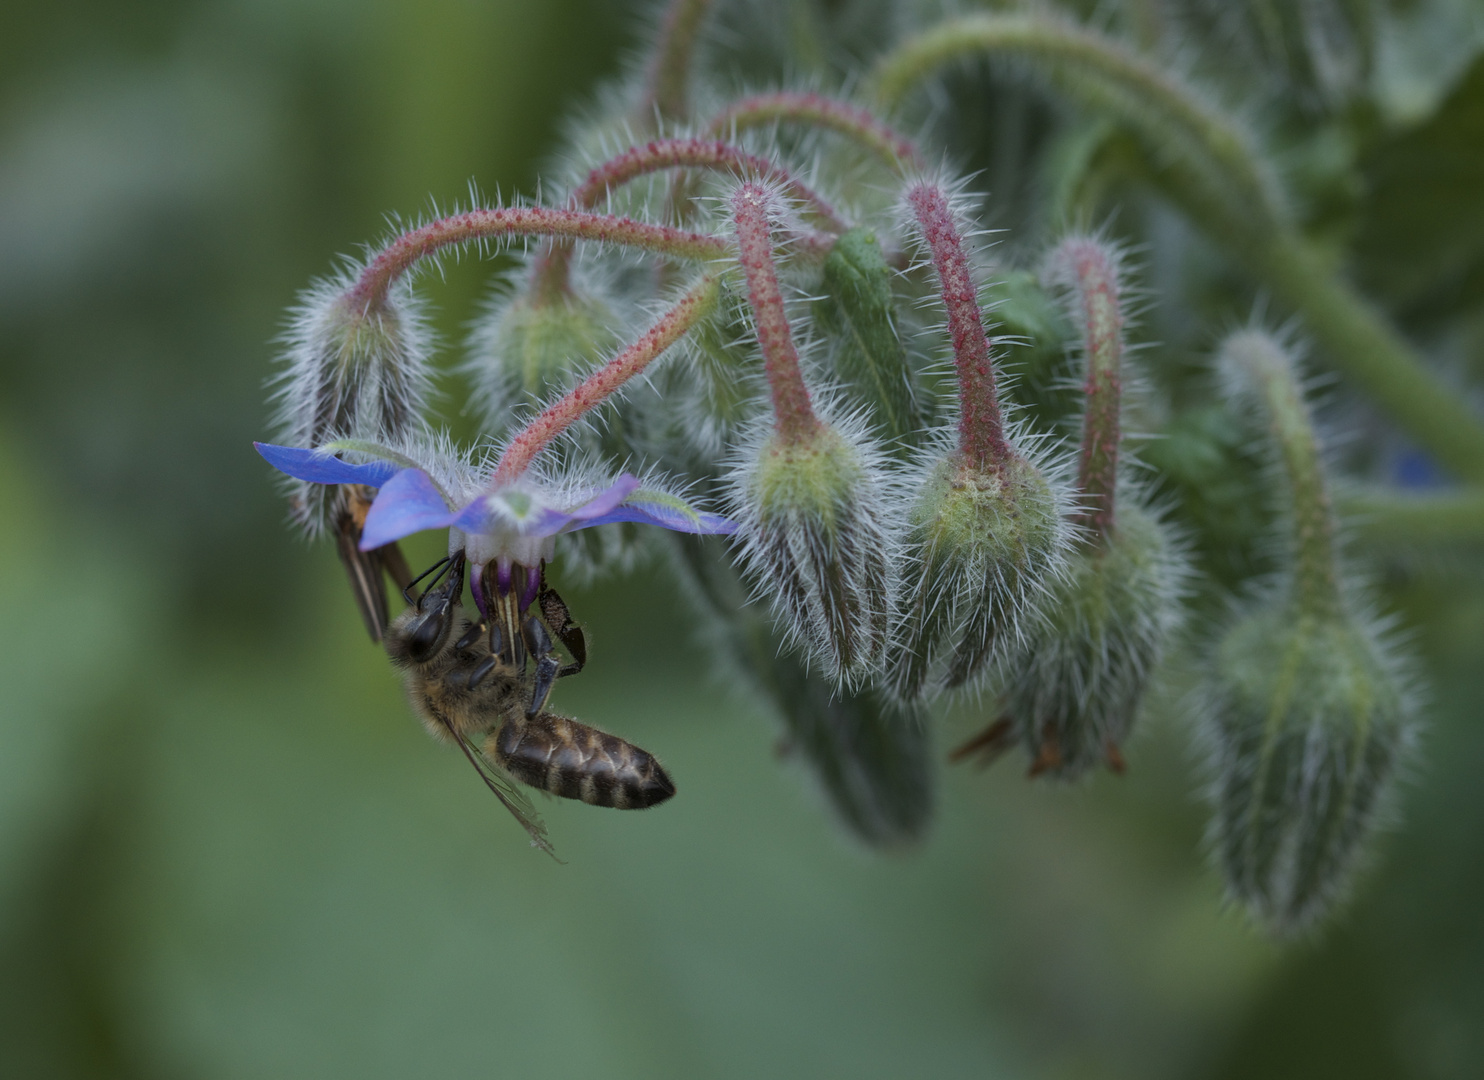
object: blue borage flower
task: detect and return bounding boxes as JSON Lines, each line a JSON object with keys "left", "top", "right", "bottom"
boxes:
{"left": 255, "top": 440, "right": 735, "bottom": 616}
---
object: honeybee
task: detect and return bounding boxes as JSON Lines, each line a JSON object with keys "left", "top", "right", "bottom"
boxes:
{"left": 384, "top": 552, "right": 676, "bottom": 856}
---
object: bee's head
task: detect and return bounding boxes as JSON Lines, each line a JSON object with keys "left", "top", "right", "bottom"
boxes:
{"left": 388, "top": 550, "right": 467, "bottom": 664}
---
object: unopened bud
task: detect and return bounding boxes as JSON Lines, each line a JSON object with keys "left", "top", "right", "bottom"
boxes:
{"left": 731, "top": 421, "right": 893, "bottom": 687}
{"left": 893, "top": 447, "right": 1070, "bottom": 699}
{"left": 958, "top": 500, "right": 1185, "bottom": 778}
{"left": 671, "top": 533, "right": 934, "bottom": 847}
{"left": 467, "top": 284, "right": 619, "bottom": 432}
{"left": 276, "top": 284, "right": 431, "bottom": 534}
{"left": 815, "top": 228, "right": 923, "bottom": 448}
{"left": 1200, "top": 603, "right": 1415, "bottom": 936}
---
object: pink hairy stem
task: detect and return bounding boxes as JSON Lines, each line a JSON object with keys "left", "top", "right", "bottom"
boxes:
{"left": 906, "top": 182, "right": 1010, "bottom": 468}
{"left": 531, "top": 138, "right": 847, "bottom": 301}
{"left": 706, "top": 91, "right": 923, "bottom": 172}
{"left": 731, "top": 183, "right": 823, "bottom": 445}
{"left": 491, "top": 275, "right": 721, "bottom": 484}
{"left": 348, "top": 206, "right": 728, "bottom": 313}
{"left": 1055, "top": 238, "right": 1124, "bottom": 544}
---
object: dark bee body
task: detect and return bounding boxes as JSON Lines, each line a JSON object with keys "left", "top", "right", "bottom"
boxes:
{"left": 489, "top": 713, "right": 675, "bottom": 809}
{"left": 381, "top": 558, "right": 674, "bottom": 852}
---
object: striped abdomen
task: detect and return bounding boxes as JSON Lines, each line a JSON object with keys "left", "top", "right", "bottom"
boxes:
{"left": 488, "top": 714, "right": 675, "bottom": 810}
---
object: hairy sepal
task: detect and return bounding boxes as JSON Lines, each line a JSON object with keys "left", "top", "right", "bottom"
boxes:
{"left": 815, "top": 227, "right": 923, "bottom": 449}
{"left": 671, "top": 534, "right": 934, "bottom": 848}
{"left": 986, "top": 498, "right": 1186, "bottom": 777}
{"left": 729, "top": 419, "right": 895, "bottom": 690}
{"left": 467, "top": 280, "right": 620, "bottom": 436}
{"left": 274, "top": 282, "right": 432, "bottom": 535}
{"left": 1197, "top": 594, "right": 1418, "bottom": 937}
{"left": 892, "top": 437, "right": 1074, "bottom": 700}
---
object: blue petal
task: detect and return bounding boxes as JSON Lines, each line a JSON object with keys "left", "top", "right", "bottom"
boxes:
{"left": 567, "top": 475, "right": 641, "bottom": 521}
{"left": 359, "top": 469, "right": 455, "bottom": 550}
{"left": 255, "top": 442, "right": 399, "bottom": 488}
{"left": 576, "top": 491, "right": 738, "bottom": 536}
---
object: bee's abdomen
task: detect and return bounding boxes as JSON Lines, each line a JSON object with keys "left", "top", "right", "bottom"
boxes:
{"left": 490, "top": 714, "right": 675, "bottom": 809}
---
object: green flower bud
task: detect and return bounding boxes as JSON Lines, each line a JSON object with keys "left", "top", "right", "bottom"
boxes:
{"left": 1198, "top": 328, "right": 1421, "bottom": 936}
{"left": 467, "top": 283, "right": 619, "bottom": 432}
{"left": 672, "top": 534, "right": 934, "bottom": 847}
{"left": 276, "top": 284, "right": 431, "bottom": 535}
{"left": 815, "top": 227, "right": 924, "bottom": 448}
{"left": 1200, "top": 602, "right": 1415, "bottom": 936}
{"left": 731, "top": 421, "right": 894, "bottom": 688}
{"left": 893, "top": 446, "right": 1071, "bottom": 699}
{"left": 957, "top": 499, "right": 1185, "bottom": 778}
{"left": 662, "top": 285, "right": 763, "bottom": 460}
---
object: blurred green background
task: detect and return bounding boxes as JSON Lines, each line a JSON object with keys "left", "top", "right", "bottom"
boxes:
{"left": 2, "top": 2, "right": 1483, "bottom": 1078}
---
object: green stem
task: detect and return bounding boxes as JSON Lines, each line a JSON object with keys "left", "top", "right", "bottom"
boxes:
{"left": 1249, "top": 235, "right": 1484, "bottom": 485}
{"left": 1340, "top": 487, "right": 1484, "bottom": 546}
{"left": 643, "top": 0, "right": 712, "bottom": 121}
{"left": 872, "top": 12, "right": 1283, "bottom": 226}
{"left": 874, "top": 13, "right": 1484, "bottom": 486}
{"left": 1223, "top": 332, "right": 1341, "bottom": 618}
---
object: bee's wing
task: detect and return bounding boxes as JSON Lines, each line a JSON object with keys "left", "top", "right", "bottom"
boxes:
{"left": 335, "top": 506, "right": 389, "bottom": 642}
{"left": 445, "top": 724, "right": 558, "bottom": 860}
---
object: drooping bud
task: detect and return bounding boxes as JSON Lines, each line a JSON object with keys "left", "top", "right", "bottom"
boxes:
{"left": 1198, "top": 330, "right": 1420, "bottom": 936}
{"left": 956, "top": 501, "right": 1185, "bottom": 778}
{"left": 466, "top": 280, "right": 619, "bottom": 436}
{"left": 729, "top": 183, "right": 895, "bottom": 686}
{"left": 275, "top": 281, "right": 432, "bottom": 535}
{"left": 672, "top": 534, "right": 934, "bottom": 847}
{"left": 893, "top": 448, "right": 1068, "bottom": 698}
{"left": 954, "top": 237, "right": 1186, "bottom": 777}
{"left": 1200, "top": 603, "right": 1413, "bottom": 936}
{"left": 731, "top": 422, "right": 893, "bottom": 686}
{"left": 892, "top": 181, "right": 1072, "bottom": 699}
{"left": 815, "top": 227, "right": 923, "bottom": 448}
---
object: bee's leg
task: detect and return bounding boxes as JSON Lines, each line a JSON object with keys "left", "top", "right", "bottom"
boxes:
{"left": 467, "top": 653, "right": 501, "bottom": 689}
{"left": 522, "top": 615, "right": 562, "bottom": 718}
{"left": 455, "top": 619, "right": 487, "bottom": 651}
{"left": 537, "top": 582, "right": 587, "bottom": 678}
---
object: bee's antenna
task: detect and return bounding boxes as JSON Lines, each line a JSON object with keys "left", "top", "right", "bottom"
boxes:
{"left": 403, "top": 555, "right": 452, "bottom": 603}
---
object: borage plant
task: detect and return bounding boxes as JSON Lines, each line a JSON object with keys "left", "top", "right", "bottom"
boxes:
{"left": 256, "top": 0, "right": 1479, "bottom": 936}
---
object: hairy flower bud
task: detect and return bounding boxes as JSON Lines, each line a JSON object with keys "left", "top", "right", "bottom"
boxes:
{"left": 730, "top": 421, "right": 894, "bottom": 688}
{"left": 815, "top": 227, "right": 923, "bottom": 448}
{"left": 892, "top": 445, "right": 1071, "bottom": 699}
{"left": 1200, "top": 603, "right": 1414, "bottom": 936}
{"left": 275, "top": 282, "right": 432, "bottom": 534}
{"left": 467, "top": 282, "right": 620, "bottom": 434}
{"left": 661, "top": 282, "right": 763, "bottom": 461}
{"left": 956, "top": 500, "right": 1185, "bottom": 777}
{"left": 1197, "top": 328, "right": 1421, "bottom": 935}
{"left": 673, "top": 534, "right": 933, "bottom": 847}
